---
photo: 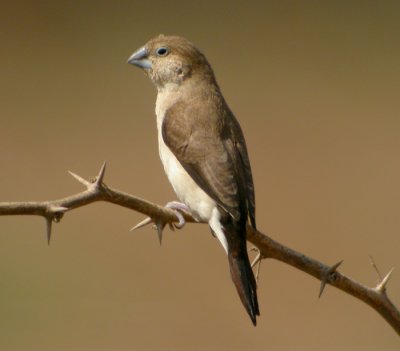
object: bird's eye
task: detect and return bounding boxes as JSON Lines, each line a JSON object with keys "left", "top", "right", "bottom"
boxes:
{"left": 156, "top": 47, "right": 169, "bottom": 57}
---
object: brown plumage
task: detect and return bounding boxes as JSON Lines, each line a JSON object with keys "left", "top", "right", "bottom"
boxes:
{"left": 128, "top": 35, "right": 259, "bottom": 325}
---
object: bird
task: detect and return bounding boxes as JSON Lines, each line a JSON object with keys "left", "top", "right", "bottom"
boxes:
{"left": 128, "top": 35, "right": 260, "bottom": 325}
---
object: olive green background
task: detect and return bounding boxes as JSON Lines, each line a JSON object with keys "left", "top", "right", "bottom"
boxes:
{"left": 1, "top": 1, "right": 399, "bottom": 350}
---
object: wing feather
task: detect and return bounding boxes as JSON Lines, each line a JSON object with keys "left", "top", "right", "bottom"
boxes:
{"left": 162, "top": 98, "right": 255, "bottom": 226}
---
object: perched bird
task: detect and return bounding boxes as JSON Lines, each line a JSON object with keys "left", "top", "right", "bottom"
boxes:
{"left": 128, "top": 35, "right": 259, "bottom": 325}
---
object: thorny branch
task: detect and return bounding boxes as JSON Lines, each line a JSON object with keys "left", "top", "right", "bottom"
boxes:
{"left": 0, "top": 163, "right": 399, "bottom": 334}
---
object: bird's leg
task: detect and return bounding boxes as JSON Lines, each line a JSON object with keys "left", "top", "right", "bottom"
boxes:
{"left": 165, "top": 201, "right": 191, "bottom": 229}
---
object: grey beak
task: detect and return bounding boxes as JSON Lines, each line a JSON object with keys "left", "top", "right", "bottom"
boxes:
{"left": 127, "top": 47, "right": 152, "bottom": 69}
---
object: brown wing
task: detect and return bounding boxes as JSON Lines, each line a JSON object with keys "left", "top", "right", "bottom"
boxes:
{"left": 162, "top": 98, "right": 255, "bottom": 226}
{"left": 225, "top": 116, "right": 256, "bottom": 228}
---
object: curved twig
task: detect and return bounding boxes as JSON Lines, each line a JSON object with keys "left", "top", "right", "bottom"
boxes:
{"left": 0, "top": 163, "right": 398, "bottom": 334}
{"left": 246, "top": 227, "right": 399, "bottom": 334}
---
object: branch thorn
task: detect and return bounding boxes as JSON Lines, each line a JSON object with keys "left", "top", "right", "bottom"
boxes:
{"left": 130, "top": 216, "right": 165, "bottom": 245}
{"left": 68, "top": 170, "right": 91, "bottom": 187}
{"left": 95, "top": 161, "right": 107, "bottom": 186}
{"left": 154, "top": 222, "right": 165, "bottom": 245}
{"left": 319, "top": 259, "right": 343, "bottom": 298}
{"left": 369, "top": 255, "right": 383, "bottom": 281}
{"left": 376, "top": 267, "right": 395, "bottom": 293}
{"left": 45, "top": 217, "right": 52, "bottom": 245}
{"left": 130, "top": 217, "right": 152, "bottom": 231}
{"left": 250, "top": 247, "right": 262, "bottom": 268}
{"left": 250, "top": 247, "right": 264, "bottom": 284}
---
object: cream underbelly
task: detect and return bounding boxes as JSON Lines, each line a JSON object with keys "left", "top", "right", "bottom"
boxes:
{"left": 158, "top": 137, "right": 216, "bottom": 222}
{"left": 158, "top": 135, "right": 229, "bottom": 253}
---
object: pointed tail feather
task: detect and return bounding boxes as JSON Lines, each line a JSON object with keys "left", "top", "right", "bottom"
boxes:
{"left": 228, "top": 251, "right": 260, "bottom": 325}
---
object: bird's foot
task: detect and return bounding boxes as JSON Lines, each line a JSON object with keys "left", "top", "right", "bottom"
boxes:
{"left": 130, "top": 201, "right": 191, "bottom": 244}
{"left": 165, "top": 201, "right": 191, "bottom": 229}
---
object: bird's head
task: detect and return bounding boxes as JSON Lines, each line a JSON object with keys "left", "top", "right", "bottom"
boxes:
{"left": 128, "top": 35, "right": 215, "bottom": 90}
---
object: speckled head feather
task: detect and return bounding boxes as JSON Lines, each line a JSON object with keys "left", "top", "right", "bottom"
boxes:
{"left": 137, "top": 35, "right": 216, "bottom": 88}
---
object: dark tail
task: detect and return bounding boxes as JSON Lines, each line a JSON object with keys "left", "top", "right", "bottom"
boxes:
{"left": 228, "top": 246, "right": 260, "bottom": 325}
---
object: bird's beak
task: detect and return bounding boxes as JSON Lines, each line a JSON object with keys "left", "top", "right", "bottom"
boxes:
{"left": 127, "top": 47, "right": 152, "bottom": 69}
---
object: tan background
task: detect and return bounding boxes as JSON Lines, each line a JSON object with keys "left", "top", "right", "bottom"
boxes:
{"left": 1, "top": 1, "right": 399, "bottom": 350}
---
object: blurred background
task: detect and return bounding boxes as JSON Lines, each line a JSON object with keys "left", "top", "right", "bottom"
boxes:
{"left": 1, "top": 1, "right": 399, "bottom": 350}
